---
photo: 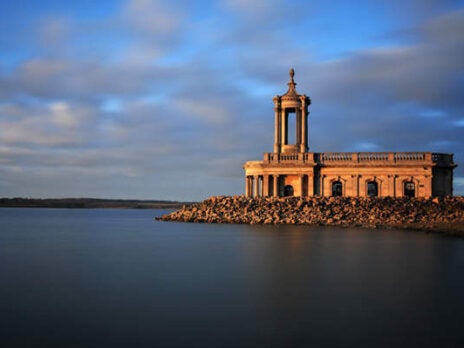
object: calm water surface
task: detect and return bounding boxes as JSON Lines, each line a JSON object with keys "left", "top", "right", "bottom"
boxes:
{"left": 1, "top": 208, "right": 463, "bottom": 347}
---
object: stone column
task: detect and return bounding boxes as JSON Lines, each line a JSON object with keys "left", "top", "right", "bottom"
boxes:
{"left": 263, "top": 175, "right": 269, "bottom": 197}
{"left": 301, "top": 98, "right": 308, "bottom": 152}
{"left": 249, "top": 176, "right": 254, "bottom": 198}
{"left": 251, "top": 176, "right": 256, "bottom": 198}
{"left": 299, "top": 174, "right": 304, "bottom": 197}
{"left": 255, "top": 176, "right": 260, "bottom": 198}
{"left": 321, "top": 175, "right": 325, "bottom": 197}
{"left": 273, "top": 174, "right": 279, "bottom": 197}
{"left": 248, "top": 176, "right": 253, "bottom": 198}
{"left": 296, "top": 108, "right": 301, "bottom": 148}
{"left": 274, "top": 107, "right": 280, "bottom": 153}
{"left": 245, "top": 176, "right": 250, "bottom": 197}
{"left": 307, "top": 174, "right": 314, "bottom": 196}
{"left": 281, "top": 110, "right": 287, "bottom": 145}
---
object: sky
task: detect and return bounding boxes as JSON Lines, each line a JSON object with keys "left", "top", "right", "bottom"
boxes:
{"left": 0, "top": 0, "right": 463, "bottom": 201}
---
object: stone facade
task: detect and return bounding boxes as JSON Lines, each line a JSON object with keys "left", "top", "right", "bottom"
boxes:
{"left": 243, "top": 69, "right": 457, "bottom": 198}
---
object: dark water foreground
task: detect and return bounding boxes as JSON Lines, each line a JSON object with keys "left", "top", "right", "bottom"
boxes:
{"left": 1, "top": 208, "right": 464, "bottom": 347}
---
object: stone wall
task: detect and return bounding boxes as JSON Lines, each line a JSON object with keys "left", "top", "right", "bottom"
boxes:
{"left": 244, "top": 152, "right": 456, "bottom": 198}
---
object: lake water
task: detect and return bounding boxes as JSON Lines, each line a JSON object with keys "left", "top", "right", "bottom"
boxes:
{"left": 1, "top": 208, "right": 464, "bottom": 348}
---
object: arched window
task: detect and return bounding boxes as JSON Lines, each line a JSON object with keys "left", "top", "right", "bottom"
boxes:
{"left": 332, "top": 181, "right": 343, "bottom": 196}
{"left": 404, "top": 181, "right": 415, "bottom": 197}
{"left": 284, "top": 185, "right": 294, "bottom": 197}
{"left": 367, "top": 181, "right": 378, "bottom": 197}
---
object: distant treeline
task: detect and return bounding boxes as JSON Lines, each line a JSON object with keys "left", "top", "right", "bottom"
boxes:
{"left": 0, "top": 198, "right": 193, "bottom": 209}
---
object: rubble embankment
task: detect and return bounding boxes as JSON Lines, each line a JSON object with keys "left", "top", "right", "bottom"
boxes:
{"left": 155, "top": 196, "right": 464, "bottom": 236}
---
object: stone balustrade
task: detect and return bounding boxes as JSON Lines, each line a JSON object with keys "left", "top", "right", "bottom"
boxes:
{"left": 263, "top": 152, "right": 454, "bottom": 165}
{"left": 265, "top": 152, "right": 311, "bottom": 163}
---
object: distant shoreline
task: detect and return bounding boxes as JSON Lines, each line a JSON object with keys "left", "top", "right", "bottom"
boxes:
{"left": 0, "top": 198, "right": 194, "bottom": 209}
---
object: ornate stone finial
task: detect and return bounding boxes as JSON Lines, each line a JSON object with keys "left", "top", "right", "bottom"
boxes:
{"left": 284, "top": 68, "right": 297, "bottom": 97}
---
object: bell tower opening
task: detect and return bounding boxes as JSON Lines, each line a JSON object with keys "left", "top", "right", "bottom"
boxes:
{"left": 286, "top": 109, "right": 296, "bottom": 145}
{"left": 273, "top": 68, "right": 311, "bottom": 154}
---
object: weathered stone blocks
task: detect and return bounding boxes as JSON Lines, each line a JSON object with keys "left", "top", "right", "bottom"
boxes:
{"left": 156, "top": 195, "right": 464, "bottom": 233}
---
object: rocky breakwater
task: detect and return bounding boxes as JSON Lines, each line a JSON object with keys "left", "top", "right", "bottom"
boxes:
{"left": 156, "top": 196, "right": 464, "bottom": 234}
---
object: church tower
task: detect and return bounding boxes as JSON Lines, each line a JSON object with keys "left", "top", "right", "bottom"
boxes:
{"left": 273, "top": 68, "right": 311, "bottom": 153}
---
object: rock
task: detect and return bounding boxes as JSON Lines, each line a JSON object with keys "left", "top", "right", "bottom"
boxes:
{"left": 155, "top": 195, "right": 464, "bottom": 231}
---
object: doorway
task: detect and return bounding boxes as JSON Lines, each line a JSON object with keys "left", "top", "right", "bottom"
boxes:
{"left": 332, "top": 181, "right": 343, "bottom": 196}
{"left": 367, "top": 181, "right": 378, "bottom": 197}
{"left": 404, "top": 181, "right": 415, "bottom": 197}
{"left": 284, "top": 185, "right": 294, "bottom": 197}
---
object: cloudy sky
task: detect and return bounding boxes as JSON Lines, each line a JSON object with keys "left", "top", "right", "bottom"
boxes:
{"left": 0, "top": 0, "right": 463, "bottom": 201}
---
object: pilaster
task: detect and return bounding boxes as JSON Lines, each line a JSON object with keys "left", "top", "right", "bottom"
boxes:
{"left": 299, "top": 175, "right": 304, "bottom": 197}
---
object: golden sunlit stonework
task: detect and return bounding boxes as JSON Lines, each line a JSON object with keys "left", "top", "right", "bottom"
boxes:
{"left": 243, "top": 69, "right": 457, "bottom": 198}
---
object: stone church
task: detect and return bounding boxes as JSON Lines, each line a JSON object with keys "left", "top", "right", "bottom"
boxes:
{"left": 243, "top": 69, "right": 456, "bottom": 198}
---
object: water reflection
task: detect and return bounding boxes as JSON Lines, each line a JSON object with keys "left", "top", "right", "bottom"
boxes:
{"left": 235, "top": 225, "right": 463, "bottom": 346}
{"left": 0, "top": 209, "right": 463, "bottom": 347}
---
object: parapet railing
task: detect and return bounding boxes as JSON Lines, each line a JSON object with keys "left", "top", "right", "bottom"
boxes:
{"left": 263, "top": 152, "right": 454, "bottom": 165}
{"left": 265, "top": 153, "right": 311, "bottom": 162}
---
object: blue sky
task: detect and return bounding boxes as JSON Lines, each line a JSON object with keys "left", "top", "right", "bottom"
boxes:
{"left": 1, "top": 0, "right": 463, "bottom": 200}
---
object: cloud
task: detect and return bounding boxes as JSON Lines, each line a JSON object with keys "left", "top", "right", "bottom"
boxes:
{"left": 175, "top": 98, "right": 231, "bottom": 125}
{"left": 38, "top": 16, "right": 72, "bottom": 48}
{"left": 0, "top": 0, "right": 463, "bottom": 199}
{"left": 282, "top": 10, "right": 464, "bottom": 153}
{"left": 0, "top": 101, "right": 97, "bottom": 147}
{"left": 122, "top": 0, "right": 184, "bottom": 36}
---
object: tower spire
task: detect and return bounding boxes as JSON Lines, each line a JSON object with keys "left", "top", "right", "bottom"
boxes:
{"left": 285, "top": 68, "right": 298, "bottom": 97}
